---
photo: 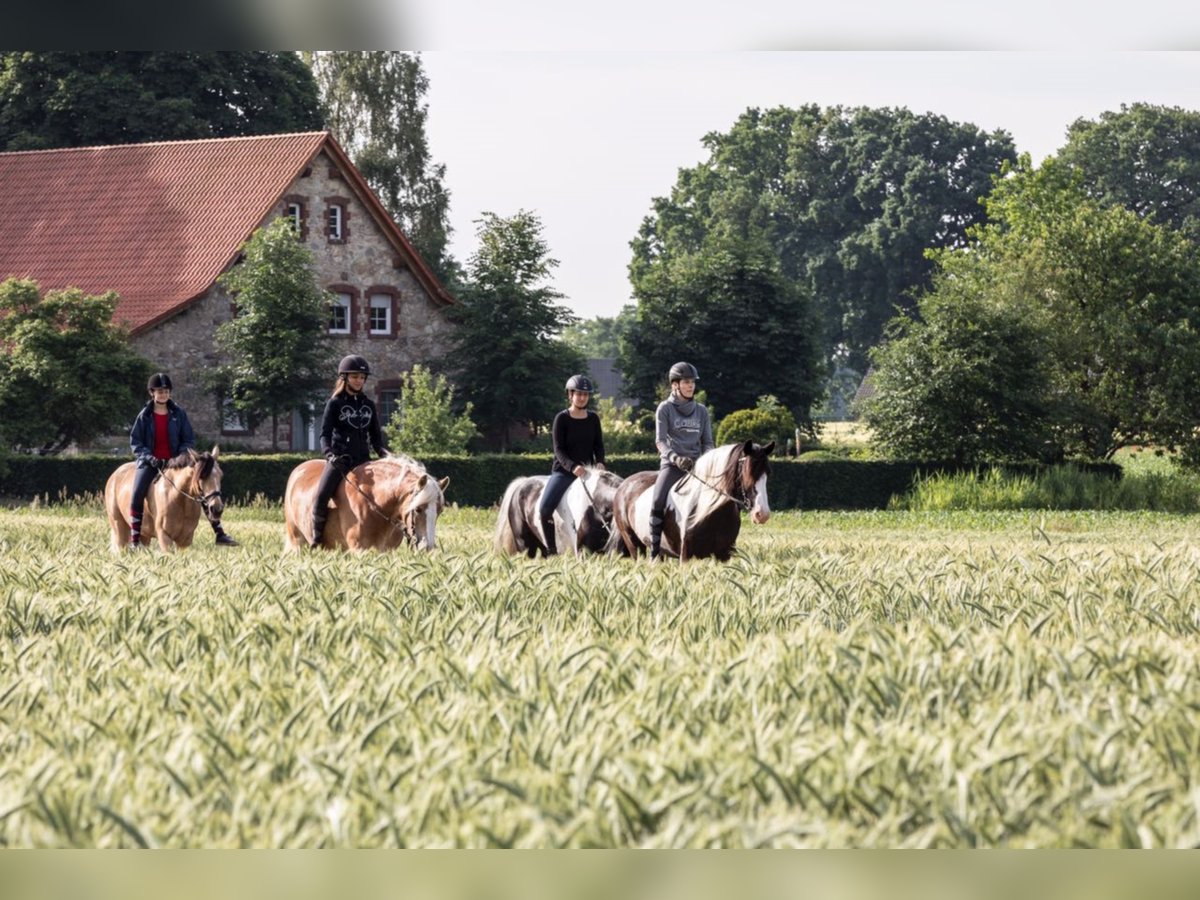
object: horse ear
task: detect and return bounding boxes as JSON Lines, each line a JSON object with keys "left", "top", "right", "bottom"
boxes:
{"left": 762, "top": 441, "right": 776, "bottom": 456}
{"left": 742, "top": 439, "right": 755, "bottom": 453}
{"left": 438, "top": 476, "right": 450, "bottom": 491}
{"left": 211, "top": 444, "right": 220, "bottom": 459}
{"left": 417, "top": 474, "right": 428, "bottom": 489}
{"left": 187, "top": 448, "right": 200, "bottom": 464}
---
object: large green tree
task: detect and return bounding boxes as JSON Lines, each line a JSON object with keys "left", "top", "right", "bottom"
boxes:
{"left": 867, "top": 157, "right": 1200, "bottom": 463}
{"left": 631, "top": 105, "right": 1016, "bottom": 375}
{"left": 213, "top": 218, "right": 337, "bottom": 450}
{"left": 621, "top": 232, "right": 822, "bottom": 423}
{"left": 0, "top": 279, "right": 150, "bottom": 454}
{"left": 1057, "top": 103, "right": 1200, "bottom": 240}
{"left": 562, "top": 305, "right": 636, "bottom": 359}
{"left": 445, "top": 210, "right": 583, "bottom": 448}
{"left": 307, "top": 51, "right": 456, "bottom": 283}
{"left": 0, "top": 52, "right": 321, "bottom": 151}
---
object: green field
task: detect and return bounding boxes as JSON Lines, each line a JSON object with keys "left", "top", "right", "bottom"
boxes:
{"left": 1, "top": 503, "right": 1199, "bottom": 847}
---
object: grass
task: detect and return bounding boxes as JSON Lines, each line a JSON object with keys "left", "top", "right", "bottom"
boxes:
{"left": 1, "top": 503, "right": 1199, "bottom": 846}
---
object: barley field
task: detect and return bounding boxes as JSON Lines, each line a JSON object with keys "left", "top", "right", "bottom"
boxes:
{"left": 1, "top": 503, "right": 1199, "bottom": 847}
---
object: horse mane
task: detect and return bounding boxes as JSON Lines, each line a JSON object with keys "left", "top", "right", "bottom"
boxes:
{"left": 166, "top": 452, "right": 214, "bottom": 480}
{"left": 687, "top": 444, "right": 743, "bottom": 522}
{"left": 374, "top": 452, "right": 428, "bottom": 477}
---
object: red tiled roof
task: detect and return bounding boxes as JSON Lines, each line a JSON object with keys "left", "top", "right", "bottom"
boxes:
{"left": 0, "top": 131, "right": 453, "bottom": 334}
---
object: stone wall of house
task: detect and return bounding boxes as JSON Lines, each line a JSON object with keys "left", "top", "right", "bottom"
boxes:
{"left": 131, "top": 149, "right": 457, "bottom": 451}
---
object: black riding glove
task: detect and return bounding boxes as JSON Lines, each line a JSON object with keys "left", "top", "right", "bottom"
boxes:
{"left": 670, "top": 453, "right": 694, "bottom": 471}
{"left": 153, "top": 458, "right": 168, "bottom": 471}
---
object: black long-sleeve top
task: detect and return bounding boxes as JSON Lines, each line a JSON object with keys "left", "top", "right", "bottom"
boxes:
{"left": 550, "top": 409, "right": 605, "bottom": 474}
{"left": 319, "top": 392, "right": 387, "bottom": 468}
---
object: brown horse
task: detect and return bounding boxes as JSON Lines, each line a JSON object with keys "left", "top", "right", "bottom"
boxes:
{"left": 283, "top": 454, "right": 449, "bottom": 552}
{"left": 104, "top": 447, "right": 225, "bottom": 553}
{"left": 610, "top": 440, "right": 774, "bottom": 562}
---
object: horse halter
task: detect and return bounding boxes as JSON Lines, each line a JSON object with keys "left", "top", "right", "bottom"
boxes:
{"left": 158, "top": 467, "right": 223, "bottom": 520}
{"left": 680, "top": 456, "right": 755, "bottom": 512}
{"left": 344, "top": 469, "right": 429, "bottom": 548}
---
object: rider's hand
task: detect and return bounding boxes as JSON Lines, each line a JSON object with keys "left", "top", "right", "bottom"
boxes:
{"left": 677, "top": 455, "right": 694, "bottom": 472}
{"left": 573, "top": 464, "right": 586, "bottom": 478}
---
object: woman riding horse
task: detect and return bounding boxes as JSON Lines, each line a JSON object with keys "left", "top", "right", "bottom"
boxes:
{"left": 649, "top": 362, "right": 714, "bottom": 560}
{"left": 127, "top": 372, "right": 237, "bottom": 550}
{"left": 310, "top": 355, "right": 390, "bottom": 549}
{"left": 535, "top": 374, "right": 607, "bottom": 555}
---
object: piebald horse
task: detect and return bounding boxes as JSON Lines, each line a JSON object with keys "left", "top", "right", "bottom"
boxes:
{"left": 493, "top": 467, "right": 624, "bottom": 558}
{"left": 104, "top": 447, "right": 225, "bottom": 553}
{"left": 610, "top": 440, "right": 774, "bottom": 561}
{"left": 283, "top": 454, "right": 449, "bottom": 552}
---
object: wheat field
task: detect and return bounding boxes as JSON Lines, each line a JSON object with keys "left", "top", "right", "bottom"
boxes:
{"left": 1, "top": 504, "right": 1199, "bottom": 847}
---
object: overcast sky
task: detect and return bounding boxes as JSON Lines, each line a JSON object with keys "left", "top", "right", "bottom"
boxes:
{"left": 411, "top": 7, "right": 1200, "bottom": 321}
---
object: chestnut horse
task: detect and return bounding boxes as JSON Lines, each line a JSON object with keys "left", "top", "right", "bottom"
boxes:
{"left": 610, "top": 440, "right": 774, "bottom": 561}
{"left": 104, "top": 447, "right": 225, "bottom": 553}
{"left": 283, "top": 454, "right": 449, "bottom": 552}
{"left": 493, "top": 468, "right": 624, "bottom": 558}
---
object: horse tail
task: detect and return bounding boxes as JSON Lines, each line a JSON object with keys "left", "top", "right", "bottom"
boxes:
{"left": 493, "top": 477, "right": 524, "bottom": 555}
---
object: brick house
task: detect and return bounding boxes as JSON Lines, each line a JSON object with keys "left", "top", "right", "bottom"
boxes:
{"left": 0, "top": 131, "right": 456, "bottom": 450}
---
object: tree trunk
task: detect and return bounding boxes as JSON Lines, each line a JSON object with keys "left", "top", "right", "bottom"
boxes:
{"left": 271, "top": 410, "right": 279, "bottom": 451}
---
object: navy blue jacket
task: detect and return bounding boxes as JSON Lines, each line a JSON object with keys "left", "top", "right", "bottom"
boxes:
{"left": 130, "top": 400, "right": 196, "bottom": 469}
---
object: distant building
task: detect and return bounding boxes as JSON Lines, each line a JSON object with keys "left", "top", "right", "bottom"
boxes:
{"left": 586, "top": 357, "right": 636, "bottom": 408}
{"left": 0, "top": 131, "right": 456, "bottom": 450}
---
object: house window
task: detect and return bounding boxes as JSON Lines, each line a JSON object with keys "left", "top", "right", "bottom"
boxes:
{"left": 329, "top": 293, "right": 352, "bottom": 334}
{"left": 221, "top": 398, "right": 250, "bottom": 435}
{"left": 369, "top": 293, "right": 392, "bottom": 335}
{"left": 379, "top": 387, "right": 402, "bottom": 427}
{"left": 286, "top": 202, "right": 302, "bottom": 234}
{"left": 328, "top": 204, "right": 344, "bottom": 240}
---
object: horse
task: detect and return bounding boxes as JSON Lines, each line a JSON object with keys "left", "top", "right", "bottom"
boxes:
{"left": 283, "top": 454, "right": 449, "bottom": 552}
{"left": 610, "top": 440, "right": 774, "bottom": 562}
{"left": 104, "top": 447, "right": 225, "bottom": 553}
{"left": 493, "top": 467, "right": 624, "bottom": 558}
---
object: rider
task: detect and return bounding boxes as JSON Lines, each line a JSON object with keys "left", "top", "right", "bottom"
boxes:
{"left": 129, "top": 372, "right": 238, "bottom": 549}
{"left": 537, "top": 374, "right": 606, "bottom": 555}
{"left": 649, "top": 361, "right": 714, "bottom": 560}
{"left": 310, "top": 355, "right": 390, "bottom": 549}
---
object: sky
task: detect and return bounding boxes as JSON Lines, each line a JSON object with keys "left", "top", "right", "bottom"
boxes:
{"left": 420, "top": 49, "right": 1200, "bottom": 321}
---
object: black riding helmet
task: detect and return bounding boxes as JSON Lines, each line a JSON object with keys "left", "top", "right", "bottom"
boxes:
{"left": 668, "top": 361, "right": 699, "bottom": 382}
{"left": 338, "top": 355, "right": 371, "bottom": 376}
{"left": 147, "top": 372, "right": 173, "bottom": 391}
{"left": 565, "top": 374, "right": 594, "bottom": 393}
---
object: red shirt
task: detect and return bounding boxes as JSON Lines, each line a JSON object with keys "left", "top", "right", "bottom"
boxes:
{"left": 153, "top": 412, "right": 171, "bottom": 460}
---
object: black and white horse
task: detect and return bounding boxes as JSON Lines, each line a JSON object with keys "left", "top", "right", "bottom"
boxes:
{"left": 493, "top": 468, "right": 624, "bottom": 557}
{"left": 610, "top": 441, "right": 774, "bottom": 562}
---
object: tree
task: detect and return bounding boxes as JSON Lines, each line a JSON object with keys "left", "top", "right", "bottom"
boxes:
{"left": 0, "top": 52, "right": 321, "bottom": 151}
{"left": 562, "top": 305, "right": 636, "bottom": 358}
{"left": 0, "top": 279, "right": 150, "bottom": 453}
{"left": 861, "top": 275, "right": 1056, "bottom": 464}
{"left": 715, "top": 395, "right": 800, "bottom": 450}
{"left": 382, "top": 365, "right": 477, "bottom": 455}
{"left": 445, "top": 210, "right": 584, "bottom": 448}
{"left": 307, "top": 51, "right": 456, "bottom": 283}
{"left": 1057, "top": 103, "right": 1200, "bottom": 240}
{"left": 621, "top": 232, "right": 823, "bottom": 423}
{"left": 631, "top": 105, "right": 1016, "bottom": 374}
{"left": 213, "top": 218, "right": 337, "bottom": 450}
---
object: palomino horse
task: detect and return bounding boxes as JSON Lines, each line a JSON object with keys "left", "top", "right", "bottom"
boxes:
{"left": 493, "top": 467, "right": 624, "bottom": 558}
{"left": 104, "top": 447, "right": 225, "bottom": 553}
{"left": 610, "top": 440, "right": 774, "bottom": 561}
{"left": 283, "top": 454, "right": 449, "bottom": 552}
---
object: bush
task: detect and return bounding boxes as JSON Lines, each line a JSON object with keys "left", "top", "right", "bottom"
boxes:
{"left": 382, "top": 365, "right": 477, "bottom": 456}
{"left": 715, "top": 395, "right": 798, "bottom": 449}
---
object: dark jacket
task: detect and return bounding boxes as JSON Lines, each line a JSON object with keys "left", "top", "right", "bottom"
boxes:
{"left": 130, "top": 400, "right": 196, "bottom": 469}
{"left": 320, "top": 392, "right": 387, "bottom": 468}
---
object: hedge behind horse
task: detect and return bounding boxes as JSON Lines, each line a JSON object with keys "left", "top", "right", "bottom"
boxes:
{"left": 104, "top": 447, "right": 225, "bottom": 553}
{"left": 283, "top": 454, "right": 449, "bottom": 552}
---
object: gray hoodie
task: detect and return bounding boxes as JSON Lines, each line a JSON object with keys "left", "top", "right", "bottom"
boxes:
{"left": 655, "top": 394, "right": 715, "bottom": 466}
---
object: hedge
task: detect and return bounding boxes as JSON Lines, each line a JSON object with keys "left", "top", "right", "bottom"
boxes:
{"left": 0, "top": 453, "right": 1121, "bottom": 510}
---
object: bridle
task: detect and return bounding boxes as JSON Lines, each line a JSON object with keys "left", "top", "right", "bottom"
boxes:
{"left": 679, "top": 455, "right": 757, "bottom": 512}
{"left": 576, "top": 471, "right": 614, "bottom": 536}
{"left": 158, "top": 465, "right": 223, "bottom": 520}
{"left": 344, "top": 468, "right": 437, "bottom": 548}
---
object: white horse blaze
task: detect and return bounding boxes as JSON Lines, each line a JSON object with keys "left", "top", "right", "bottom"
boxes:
{"left": 751, "top": 472, "right": 771, "bottom": 524}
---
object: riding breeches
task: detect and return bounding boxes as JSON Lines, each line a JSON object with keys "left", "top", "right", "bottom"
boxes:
{"left": 651, "top": 464, "right": 688, "bottom": 518}
{"left": 129, "top": 465, "right": 159, "bottom": 521}
{"left": 537, "top": 471, "right": 576, "bottom": 522}
{"left": 313, "top": 462, "right": 347, "bottom": 521}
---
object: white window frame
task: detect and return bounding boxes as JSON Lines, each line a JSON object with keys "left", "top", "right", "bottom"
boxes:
{"left": 369, "top": 293, "right": 392, "bottom": 335}
{"left": 286, "top": 202, "right": 302, "bottom": 234}
{"left": 329, "top": 293, "right": 352, "bottom": 335}
{"left": 328, "top": 204, "right": 343, "bottom": 240}
{"left": 221, "top": 397, "right": 249, "bottom": 433}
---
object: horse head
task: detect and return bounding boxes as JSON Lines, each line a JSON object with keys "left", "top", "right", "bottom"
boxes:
{"left": 182, "top": 445, "right": 224, "bottom": 521}
{"left": 733, "top": 439, "right": 774, "bottom": 524}
{"left": 380, "top": 454, "right": 449, "bottom": 551}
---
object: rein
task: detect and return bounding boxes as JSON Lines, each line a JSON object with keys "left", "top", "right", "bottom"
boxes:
{"left": 576, "top": 474, "right": 612, "bottom": 536}
{"left": 158, "top": 468, "right": 222, "bottom": 517}
{"left": 678, "top": 457, "right": 754, "bottom": 512}
{"left": 343, "top": 468, "right": 421, "bottom": 547}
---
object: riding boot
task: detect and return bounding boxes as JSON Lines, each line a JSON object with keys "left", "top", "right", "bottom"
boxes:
{"left": 309, "top": 511, "right": 327, "bottom": 550}
{"left": 540, "top": 516, "right": 558, "bottom": 556}
{"left": 211, "top": 520, "right": 239, "bottom": 546}
{"left": 648, "top": 511, "right": 664, "bottom": 560}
